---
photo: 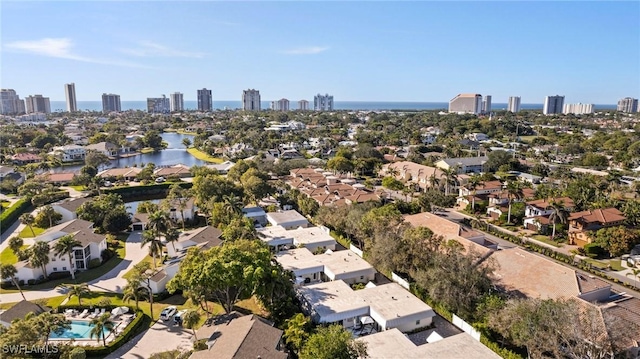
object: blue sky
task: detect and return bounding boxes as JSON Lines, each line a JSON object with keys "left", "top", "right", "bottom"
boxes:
{"left": 2, "top": 1, "right": 638, "bottom": 103}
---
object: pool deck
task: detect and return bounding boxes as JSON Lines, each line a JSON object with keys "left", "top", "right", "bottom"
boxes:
{"left": 49, "top": 310, "right": 136, "bottom": 347}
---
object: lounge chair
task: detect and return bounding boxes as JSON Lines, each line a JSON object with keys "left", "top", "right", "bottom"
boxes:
{"left": 88, "top": 308, "right": 100, "bottom": 318}
{"left": 79, "top": 309, "right": 89, "bottom": 318}
{"left": 100, "top": 308, "right": 106, "bottom": 316}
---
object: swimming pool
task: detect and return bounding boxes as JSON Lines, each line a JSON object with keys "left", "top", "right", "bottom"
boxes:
{"left": 49, "top": 320, "right": 110, "bottom": 340}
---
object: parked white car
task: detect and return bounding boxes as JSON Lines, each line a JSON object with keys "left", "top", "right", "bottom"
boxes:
{"left": 160, "top": 306, "right": 177, "bottom": 321}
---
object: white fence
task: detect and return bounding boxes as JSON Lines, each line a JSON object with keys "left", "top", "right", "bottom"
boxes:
{"left": 349, "top": 244, "right": 364, "bottom": 257}
{"left": 452, "top": 314, "right": 481, "bottom": 341}
{"left": 391, "top": 272, "right": 411, "bottom": 290}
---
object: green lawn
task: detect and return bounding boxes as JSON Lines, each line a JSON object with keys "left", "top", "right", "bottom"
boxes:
{"left": 584, "top": 259, "right": 624, "bottom": 271}
{"left": 609, "top": 259, "right": 624, "bottom": 271}
{"left": 19, "top": 226, "right": 45, "bottom": 238}
{"left": 140, "top": 147, "right": 156, "bottom": 154}
{"left": 68, "top": 185, "right": 86, "bottom": 191}
{"left": 531, "top": 235, "right": 563, "bottom": 248}
{"left": 0, "top": 245, "right": 28, "bottom": 265}
{"left": 187, "top": 148, "right": 223, "bottom": 163}
{"left": 0, "top": 243, "right": 126, "bottom": 293}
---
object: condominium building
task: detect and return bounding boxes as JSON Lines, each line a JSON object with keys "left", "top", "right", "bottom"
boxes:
{"left": 271, "top": 98, "right": 289, "bottom": 111}
{"left": 146, "top": 95, "right": 170, "bottom": 113}
{"left": 617, "top": 97, "right": 638, "bottom": 113}
{"left": 482, "top": 95, "right": 492, "bottom": 114}
{"left": 170, "top": 92, "right": 184, "bottom": 112}
{"left": 242, "top": 89, "right": 261, "bottom": 111}
{"left": 197, "top": 88, "right": 213, "bottom": 111}
{"left": 563, "top": 103, "right": 594, "bottom": 115}
{"left": 507, "top": 96, "right": 521, "bottom": 113}
{"left": 543, "top": 95, "right": 565, "bottom": 115}
{"left": 0, "top": 89, "right": 26, "bottom": 115}
{"left": 314, "top": 93, "right": 334, "bottom": 111}
{"left": 64, "top": 83, "right": 77, "bottom": 112}
{"left": 298, "top": 99, "right": 309, "bottom": 111}
{"left": 25, "top": 95, "right": 51, "bottom": 114}
{"left": 448, "top": 93, "right": 482, "bottom": 114}
{"left": 101, "top": 93, "right": 121, "bottom": 112}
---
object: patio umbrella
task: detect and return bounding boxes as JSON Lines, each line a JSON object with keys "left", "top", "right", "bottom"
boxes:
{"left": 111, "top": 307, "right": 125, "bottom": 316}
{"left": 118, "top": 306, "right": 130, "bottom": 314}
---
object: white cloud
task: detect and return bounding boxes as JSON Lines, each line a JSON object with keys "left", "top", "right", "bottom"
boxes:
{"left": 282, "top": 46, "right": 329, "bottom": 55}
{"left": 5, "top": 37, "right": 150, "bottom": 68}
{"left": 120, "top": 41, "right": 204, "bottom": 58}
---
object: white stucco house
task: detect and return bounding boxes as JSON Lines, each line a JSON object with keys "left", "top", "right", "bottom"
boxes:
{"left": 14, "top": 219, "right": 107, "bottom": 282}
{"left": 276, "top": 247, "right": 374, "bottom": 285}
{"left": 258, "top": 225, "right": 336, "bottom": 252}
{"left": 50, "top": 197, "right": 91, "bottom": 223}
{"left": 266, "top": 210, "right": 309, "bottom": 229}
{"left": 166, "top": 226, "right": 223, "bottom": 258}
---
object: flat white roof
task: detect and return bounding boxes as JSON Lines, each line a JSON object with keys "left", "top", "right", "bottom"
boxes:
{"left": 319, "top": 250, "right": 375, "bottom": 280}
{"left": 360, "top": 283, "right": 434, "bottom": 324}
{"left": 266, "top": 210, "right": 308, "bottom": 225}
{"left": 275, "top": 248, "right": 324, "bottom": 276}
{"left": 359, "top": 329, "right": 500, "bottom": 359}
{"left": 259, "top": 226, "right": 336, "bottom": 247}
{"left": 299, "top": 280, "right": 369, "bottom": 323}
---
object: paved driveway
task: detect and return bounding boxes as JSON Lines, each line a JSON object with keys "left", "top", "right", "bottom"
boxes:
{"left": 105, "top": 319, "right": 193, "bottom": 359}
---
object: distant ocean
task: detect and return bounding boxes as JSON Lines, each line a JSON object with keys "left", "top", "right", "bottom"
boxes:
{"left": 49, "top": 101, "right": 617, "bottom": 112}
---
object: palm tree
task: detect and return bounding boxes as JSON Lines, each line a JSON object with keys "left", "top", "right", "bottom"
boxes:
{"left": 182, "top": 138, "right": 192, "bottom": 149}
{"left": 60, "top": 283, "right": 90, "bottom": 305}
{"left": 428, "top": 171, "right": 440, "bottom": 191}
{"left": 440, "top": 167, "right": 458, "bottom": 196}
{"left": 149, "top": 210, "right": 169, "bottom": 241}
{"left": 467, "top": 175, "right": 482, "bottom": 212}
{"left": 626, "top": 268, "right": 640, "bottom": 289}
{"left": 141, "top": 230, "right": 163, "bottom": 268}
{"left": 29, "top": 241, "right": 50, "bottom": 278}
{"left": 90, "top": 313, "right": 115, "bottom": 346}
{"left": 122, "top": 278, "right": 148, "bottom": 311}
{"left": 164, "top": 227, "right": 180, "bottom": 253}
{"left": 0, "top": 263, "right": 27, "bottom": 301}
{"left": 168, "top": 184, "right": 190, "bottom": 230}
{"left": 53, "top": 234, "right": 82, "bottom": 280}
{"left": 548, "top": 200, "right": 569, "bottom": 240}
{"left": 8, "top": 236, "right": 24, "bottom": 259}
{"left": 20, "top": 213, "right": 36, "bottom": 237}
{"left": 182, "top": 310, "right": 201, "bottom": 340}
{"left": 506, "top": 181, "right": 524, "bottom": 224}
{"left": 222, "top": 194, "right": 243, "bottom": 215}
{"left": 39, "top": 205, "right": 57, "bottom": 228}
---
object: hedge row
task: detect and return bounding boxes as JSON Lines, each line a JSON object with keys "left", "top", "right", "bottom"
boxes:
{"left": 0, "top": 198, "right": 32, "bottom": 234}
{"left": 56, "top": 305, "right": 147, "bottom": 357}
{"left": 103, "top": 182, "right": 192, "bottom": 199}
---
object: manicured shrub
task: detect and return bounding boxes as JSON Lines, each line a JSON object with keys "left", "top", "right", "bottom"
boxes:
{"left": 88, "top": 258, "right": 102, "bottom": 269}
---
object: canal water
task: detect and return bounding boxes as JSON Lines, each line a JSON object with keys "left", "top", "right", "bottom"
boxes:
{"left": 54, "top": 133, "right": 205, "bottom": 172}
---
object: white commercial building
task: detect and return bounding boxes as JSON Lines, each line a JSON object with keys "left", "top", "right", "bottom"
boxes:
{"left": 543, "top": 95, "right": 565, "bottom": 115}
{"left": 0, "top": 89, "right": 26, "bottom": 115}
{"left": 64, "top": 83, "right": 77, "bottom": 112}
{"left": 147, "top": 95, "right": 170, "bottom": 113}
{"left": 242, "top": 89, "right": 261, "bottom": 111}
{"left": 271, "top": 98, "right": 289, "bottom": 111}
{"left": 25, "top": 95, "right": 51, "bottom": 114}
{"left": 563, "top": 103, "right": 594, "bottom": 115}
{"left": 170, "top": 92, "right": 184, "bottom": 112}
{"left": 101, "top": 93, "right": 121, "bottom": 112}
{"left": 507, "top": 96, "right": 521, "bottom": 113}
{"left": 481, "top": 95, "right": 491, "bottom": 114}
{"left": 314, "top": 93, "right": 334, "bottom": 111}
{"left": 298, "top": 99, "right": 309, "bottom": 111}
{"left": 448, "top": 94, "right": 482, "bottom": 114}
{"left": 617, "top": 97, "right": 638, "bottom": 113}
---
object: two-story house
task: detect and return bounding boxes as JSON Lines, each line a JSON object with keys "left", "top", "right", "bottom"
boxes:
{"left": 568, "top": 208, "right": 626, "bottom": 247}
{"left": 50, "top": 145, "right": 86, "bottom": 162}
{"left": 84, "top": 141, "right": 120, "bottom": 157}
{"left": 14, "top": 219, "right": 107, "bottom": 282}
{"left": 381, "top": 161, "right": 444, "bottom": 192}
{"left": 435, "top": 156, "right": 489, "bottom": 174}
{"left": 458, "top": 180, "right": 503, "bottom": 207}
{"left": 523, "top": 197, "right": 575, "bottom": 231}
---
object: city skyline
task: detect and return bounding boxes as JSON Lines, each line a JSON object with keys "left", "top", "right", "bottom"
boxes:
{"left": 2, "top": 2, "right": 638, "bottom": 103}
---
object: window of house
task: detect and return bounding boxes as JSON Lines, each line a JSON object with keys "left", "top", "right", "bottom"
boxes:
{"left": 62, "top": 267, "right": 67, "bottom": 271}
{"left": 52, "top": 257, "right": 56, "bottom": 261}
{"left": 360, "top": 276, "right": 364, "bottom": 280}
{"left": 53, "top": 267, "right": 58, "bottom": 271}
{"left": 416, "top": 320, "right": 420, "bottom": 325}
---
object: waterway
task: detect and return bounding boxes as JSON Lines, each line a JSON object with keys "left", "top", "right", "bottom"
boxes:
{"left": 54, "top": 132, "right": 204, "bottom": 173}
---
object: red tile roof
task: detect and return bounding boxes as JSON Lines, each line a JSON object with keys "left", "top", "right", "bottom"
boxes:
{"left": 569, "top": 208, "right": 625, "bottom": 225}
